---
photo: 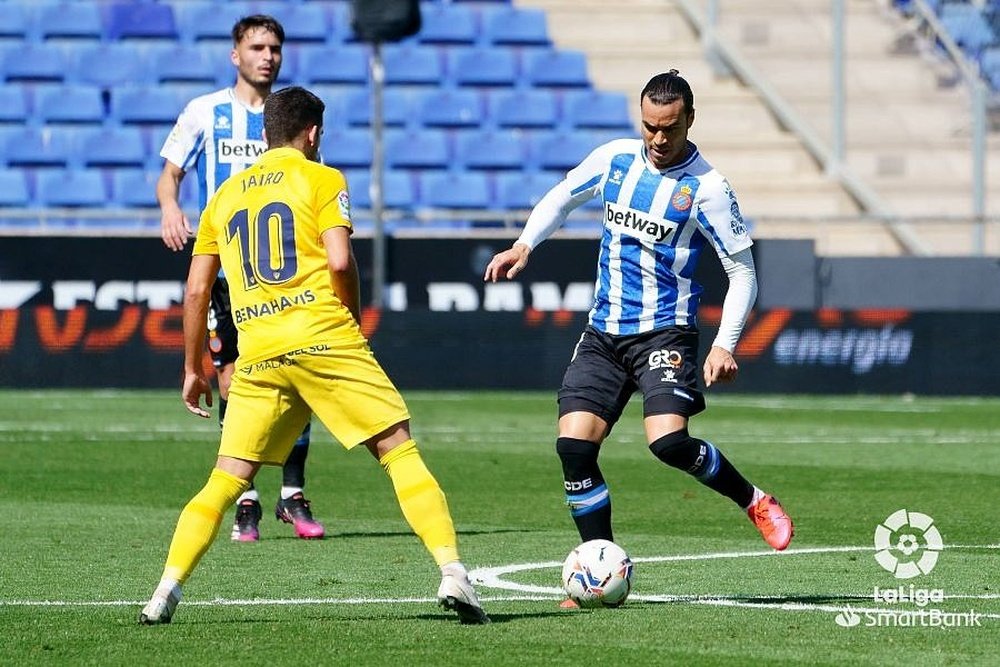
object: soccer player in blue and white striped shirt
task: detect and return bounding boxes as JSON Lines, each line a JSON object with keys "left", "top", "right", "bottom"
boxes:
{"left": 486, "top": 71, "right": 793, "bottom": 559}
{"left": 156, "top": 15, "right": 325, "bottom": 542}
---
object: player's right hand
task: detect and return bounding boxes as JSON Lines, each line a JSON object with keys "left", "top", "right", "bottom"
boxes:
{"left": 182, "top": 372, "right": 213, "bottom": 418}
{"left": 161, "top": 209, "right": 194, "bottom": 252}
{"left": 484, "top": 243, "right": 531, "bottom": 282}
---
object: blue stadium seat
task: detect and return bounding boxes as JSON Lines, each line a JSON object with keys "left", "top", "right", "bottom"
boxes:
{"left": 266, "top": 3, "right": 330, "bottom": 43}
{"left": 523, "top": 49, "right": 590, "bottom": 88}
{"left": 0, "top": 4, "right": 29, "bottom": 41}
{"left": 449, "top": 47, "right": 518, "bottom": 87}
{"left": 345, "top": 170, "right": 416, "bottom": 209}
{"left": 384, "top": 44, "right": 444, "bottom": 86}
{"left": 36, "top": 85, "right": 105, "bottom": 125}
{"left": 37, "top": 3, "right": 103, "bottom": 41}
{"left": 299, "top": 44, "right": 369, "bottom": 85}
{"left": 111, "top": 169, "right": 159, "bottom": 208}
{"left": 980, "top": 47, "right": 1000, "bottom": 89}
{"left": 107, "top": 3, "right": 179, "bottom": 41}
{"left": 419, "top": 171, "right": 492, "bottom": 209}
{"left": 0, "top": 85, "right": 28, "bottom": 124}
{"left": 940, "top": 4, "right": 996, "bottom": 55}
{"left": 3, "top": 44, "right": 67, "bottom": 83}
{"left": 320, "top": 128, "right": 373, "bottom": 169}
{"left": 151, "top": 44, "right": 216, "bottom": 84}
{"left": 455, "top": 129, "right": 525, "bottom": 170}
{"left": 484, "top": 7, "right": 550, "bottom": 46}
{"left": 0, "top": 171, "right": 29, "bottom": 207}
{"left": 418, "top": 3, "right": 479, "bottom": 45}
{"left": 36, "top": 168, "right": 107, "bottom": 208}
{"left": 177, "top": 3, "right": 249, "bottom": 43}
{"left": 112, "top": 86, "right": 186, "bottom": 125}
{"left": 490, "top": 89, "right": 558, "bottom": 128}
{"left": 385, "top": 129, "right": 450, "bottom": 169}
{"left": 530, "top": 130, "right": 601, "bottom": 171}
{"left": 72, "top": 44, "right": 148, "bottom": 88}
{"left": 495, "top": 171, "right": 560, "bottom": 210}
{"left": 81, "top": 127, "right": 147, "bottom": 168}
{"left": 564, "top": 90, "right": 633, "bottom": 130}
{"left": 342, "top": 88, "right": 413, "bottom": 127}
{"left": 4, "top": 127, "right": 74, "bottom": 167}
{"left": 417, "top": 89, "right": 482, "bottom": 127}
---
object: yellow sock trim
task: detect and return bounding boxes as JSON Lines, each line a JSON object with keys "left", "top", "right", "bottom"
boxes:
{"left": 380, "top": 440, "right": 460, "bottom": 567}
{"left": 162, "top": 468, "right": 250, "bottom": 585}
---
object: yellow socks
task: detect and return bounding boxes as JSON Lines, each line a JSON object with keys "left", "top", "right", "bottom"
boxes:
{"left": 379, "top": 439, "right": 459, "bottom": 566}
{"left": 162, "top": 468, "right": 250, "bottom": 584}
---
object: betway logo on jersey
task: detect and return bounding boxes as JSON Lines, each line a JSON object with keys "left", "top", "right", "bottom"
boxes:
{"left": 218, "top": 139, "right": 267, "bottom": 164}
{"left": 604, "top": 201, "right": 676, "bottom": 243}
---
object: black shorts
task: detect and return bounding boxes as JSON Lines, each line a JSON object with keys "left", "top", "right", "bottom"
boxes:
{"left": 207, "top": 277, "right": 239, "bottom": 368}
{"left": 558, "top": 325, "right": 706, "bottom": 428}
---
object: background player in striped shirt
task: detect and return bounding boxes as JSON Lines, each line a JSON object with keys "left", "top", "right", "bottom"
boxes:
{"left": 485, "top": 71, "right": 794, "bottom": 564}
{"left": 140, "top": 86, "right": 488, "bottom": 626}
{"left": 156, "top": 15, "right": 324, "bottom": 541}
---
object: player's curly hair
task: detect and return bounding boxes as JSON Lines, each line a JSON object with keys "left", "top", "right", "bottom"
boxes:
{"left": 641, "top": 70, "right": 694, "bottom": 114}
{"left": 232, "top": 14, "right": 285, "bottom": 45}
{"left": 263, "top": 86, "right": 325, "bottom": 147}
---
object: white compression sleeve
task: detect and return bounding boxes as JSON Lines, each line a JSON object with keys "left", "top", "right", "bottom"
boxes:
{"left": 713, "top": 247, "right": 758, "bottom": 353}
{"left": 515, "top": 180, "right": 580, "bottom": 250}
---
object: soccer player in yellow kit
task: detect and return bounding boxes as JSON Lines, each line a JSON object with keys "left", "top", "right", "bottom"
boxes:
{"left": 139, "top": 86, "right": 489, "bottom": 626}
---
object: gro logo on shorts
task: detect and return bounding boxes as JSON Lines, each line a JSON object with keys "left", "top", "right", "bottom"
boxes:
{"left": 874, "top": 509, "right": 943, "bottom": 579}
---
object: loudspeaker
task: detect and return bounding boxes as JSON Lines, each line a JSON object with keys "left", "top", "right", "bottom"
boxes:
{"left": 350, "top": 0, "right": 421, "bottom": 43}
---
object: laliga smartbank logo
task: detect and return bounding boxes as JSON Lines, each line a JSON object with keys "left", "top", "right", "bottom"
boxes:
{"left": 834, "top": 510, "right": 983, "bottom": 629}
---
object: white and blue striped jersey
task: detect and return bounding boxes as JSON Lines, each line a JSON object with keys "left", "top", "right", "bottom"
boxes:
{"left": 563, "top": 139, "right": 752, "bottom": 336}
{"left": 160, "top": 87, "right": 267, "bottom": 212}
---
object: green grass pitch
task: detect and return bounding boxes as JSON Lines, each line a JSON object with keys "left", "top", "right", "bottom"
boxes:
{"left": 1, "top": 390, "right": 997, "bottom": 666}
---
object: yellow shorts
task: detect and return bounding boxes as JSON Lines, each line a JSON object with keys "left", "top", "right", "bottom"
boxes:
{"left": 218, "top": 342, "right": 410, "bottom": 465}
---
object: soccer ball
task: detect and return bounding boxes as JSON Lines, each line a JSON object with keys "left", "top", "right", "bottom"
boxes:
{"left": 561, "top": 539, "right": 634, "bottom": 608}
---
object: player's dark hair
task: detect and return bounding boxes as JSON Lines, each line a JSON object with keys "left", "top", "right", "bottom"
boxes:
{"left": 641, "top": 70, "right": 694, "bottom": 114}
{"left": 263, "top": 86, "right": 325, "bottom": 147}
{"left": 232, "top": 14, "right": 285, "bottom": 45}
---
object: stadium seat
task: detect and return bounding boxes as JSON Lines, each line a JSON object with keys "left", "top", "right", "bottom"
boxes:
{"left": 0, "top": 85, "right": 28, "bottom": 124}
{"left": 299, "top": 44, "right": 369, "bottom": 85}
{"left": 419, "top": 171, "right": 492, "bottom": 209}
{"left": 449, "top": 47, "right": 518, "bottom": 87}
{"left": 80, "top": 127, "right": 146, "bottom": 168}
{"left": 266, "top": 4, "right": 330, "bottom": 43}
{"left": 417, "top": 3, "right": 479, "bottom": 45}
{"left": 112, "top": 87, "right": 186, "bottom": 125}
{"left": 345, "top": 170, "right": 416, "bottom": 209}
{"left": 36, "top": 168, "right": 107, "bottom": 208}
{"left": 4, "top": 127, "right": 74, "bottom": 167}
{"left": 980, "top": 47, "right": 1000, "bottom": 89}
{"left": 940, "top": 5, "right": 996, "bottom": 55}
{"left": 417, "top": 89, "right": 482, "bottom": 127}
{"left": 564, "top": 90, "right": 633, "bottom": 130}
{"left": 0, "top": 171, "right": 29, "bottom": 207}
{"left": 151, "top": 44, "right": 217, "bottom": 84}
{"left": 342, "top": 88, "right": 413, "bottom": 128}
{"left": 72, "top": 44, "right": 148, "bottom": 88}
{"left": 490, "top": 89, "right": 558, "bottom": 128}
{"left": 320, "top": 128, "right": 374, "bottom": 169}
{"left": 530, "top": 130, "right": 601, "bottom": 171}
{"left": 385, "top": 129, "right": 450, "bottom": 169}
{"left": 484, "top": 7, "right": 550, "bottom": 46}
{"left": 383, "top": 44, "right": 444, "bottom": 86}
{"left": 111, "top": 169, "right": 159, "bottom": 208}
{"left": 35, "top": 85, "right": 105, "bottom": 125}
{"left": 106, "top": 2, "right": 179, "bottom": 41}
{"left": 37, "top": 3, "right": 103, "bottom": 41}
{"left": 3, "top": 44, "right": 67, "bottom": 83}
{"left": 0, "top": 3, "right": 29, "bottom": 41}
{"left": 455, "top": 129, "right": 525, "bottom": 170}
{"left": 178, "top": 3, "right": 250, "bottom": 43}
{"left": 495, "top": 171, "right": 560, "bottom": 210}
{"left": 523, "top": 49, "right": 590, "bottom": 88}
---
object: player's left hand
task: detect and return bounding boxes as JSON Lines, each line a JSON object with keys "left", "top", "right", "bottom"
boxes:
{"left": 182, "top": 372, "right": 214, "bottom": 418}
{"left": 703, "top": 346, "right": 738, "bottom": 387}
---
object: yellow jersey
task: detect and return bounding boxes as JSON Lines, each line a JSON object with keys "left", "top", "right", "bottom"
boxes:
{"left": 193, "top": 146, "right": 356, "bottom": 366}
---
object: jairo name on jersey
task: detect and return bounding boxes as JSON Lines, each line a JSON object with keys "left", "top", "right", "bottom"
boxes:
{"left": 604, "top": 202, "right": 676, "bottom": 243}
{"left": 218, "top": 138, "right": 267, "bottom": 164}
{"left": 241, "top": 170, "right": 284, "bottom": 192}
{"left": 233, "top": 289, "right": 316, "bottom": 324}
